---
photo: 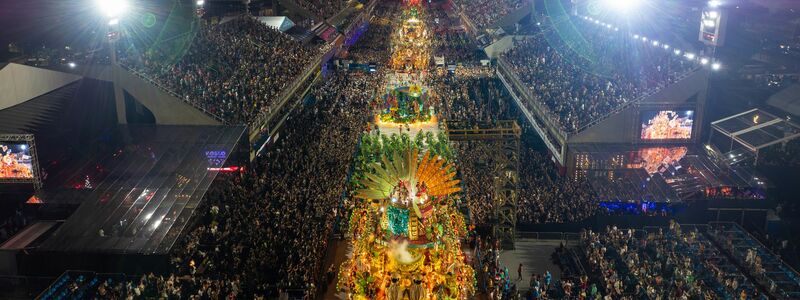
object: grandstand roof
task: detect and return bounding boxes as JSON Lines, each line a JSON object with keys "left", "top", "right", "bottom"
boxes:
{"left": 38, "top": 125, "right": 246, "bottom": 255}
{"left": 0, "top": 81, "right": 79, "bottom": 134}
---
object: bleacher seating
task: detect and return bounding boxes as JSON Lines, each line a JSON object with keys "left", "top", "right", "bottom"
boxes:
{"left": 501, "top": 16, "right": 700, "bottom": 133}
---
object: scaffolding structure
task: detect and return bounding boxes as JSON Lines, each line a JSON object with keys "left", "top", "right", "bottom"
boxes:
{"left": 447, "top": 120, "right": 521, "bottom": 248}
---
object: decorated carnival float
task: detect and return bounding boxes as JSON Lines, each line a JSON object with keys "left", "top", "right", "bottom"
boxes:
{"left": 338, "top": 146, "right": 475, "bottom": 300}
{"left": 390, "top": 6, "right": 430, "bottom": 72}
{"left": 379, "top": 84, "right": 433, "bottom": 124}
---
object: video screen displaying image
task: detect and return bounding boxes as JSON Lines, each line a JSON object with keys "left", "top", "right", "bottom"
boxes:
{"left": 640, "top": 110, "right": 694, "bottom": 140}
{"left": 0, "top": 142, "right": 35, "bottom": 179}
{"left": 627, "top": 147, "right": 688, "bottom": 174}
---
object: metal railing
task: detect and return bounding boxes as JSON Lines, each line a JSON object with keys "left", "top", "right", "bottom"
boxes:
{"left": 496, "top": 60, "right": 565, "bottom": 164}
{"left": 249, "top": 51, "right": 325, "bottom": 141}
{"left": 497, "top": 58, "right": 569, "bottom": 141}
{"left": 498, "top": 55, "right": 704, "bottom": 137}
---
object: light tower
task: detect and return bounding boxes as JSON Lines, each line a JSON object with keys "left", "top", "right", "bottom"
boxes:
{"left": 699, "top": 1, "right": 727, "bottom": 59}
{"left": 95, "top": 0, "right": 130, "bottom": 124}
{"left": 196, "top": 0, "right": 206, "bottom": 17}
{"left": 94, "top": 0, "right": 129, "bottom": 64}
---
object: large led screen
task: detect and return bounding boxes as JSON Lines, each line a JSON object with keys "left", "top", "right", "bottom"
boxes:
{"left": 640, "top": 110, "right": 694, "bottom": 140}
{"left": 0, "top": 142, "right": 35, "bottom": 179}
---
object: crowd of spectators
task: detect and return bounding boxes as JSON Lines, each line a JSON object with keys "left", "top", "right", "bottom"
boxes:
{"left": 347, "top": 19, "right": 392, "bottom": 64}
{"left": 435, "top": 66, "right": 510, "bottom": 124}
{"left": 502, "top": 18, "right": 700, "bottom": 133}
{"left": 707, "top": 223, "right": 800, "bottom": 299}
{"left": 456, "top": 0, "right": 526, "bottom": 31}
{"left": 346, "top": 1, "right": 398, "bottom": 64}
{"left": 423, "top": 3, "right": 478, "bottom": 65}
{"left": 432, "top": 31, "right": 479, "bottom": 65}
{"left": 517, "top": 146, "right": 600, "bottom": 224}
{"left": 39, "top": 272, "right": 239, "bottom": 299}
{"left": 119, "top": 15, "right": 319, "bottom": 125}
{"left": 456, "top": 139, "right": 600, "bottom": 226}
{"left": 759, "top": 139, "right": 800, "bottom": 167}
{"left": 294, "top": 0, "right": 348, "bottom": 20}
{"left": 439, "top": 65, "right": 602, "bottom": 226}
{"left": 582, "top": 223, "right": 765, "bottom": 299}
{"left": 171, "top": 70, "right": 373, "bottom": 298}
{"left": 39, "top": 69, "right": 378, "bottom": 299}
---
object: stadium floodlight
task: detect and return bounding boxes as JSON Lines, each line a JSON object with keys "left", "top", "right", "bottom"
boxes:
{"left": 674, "top": 49, "right": 682, "bottom": 55}
{"left": 652, "top": 41, "right": 659, "bottom": 46}
{"left": 642, "top": 37, "right": 648, "bottom": 42}
{"left": 108, "top": 18, "right": 119, "bottom": 25}
{"left": 602, "top": 0, "right": 643, "bottom": 15}
{"left": 700, "top": 57, "right": 710, "bottom": 65}
{"left": 95, "top": 0, "right": 129, "bottom": 18}
{"left": 633, "top": 34, "right": 639, "bottom": 39}
{"left": 68, "top": 62, "right": 77, "bottom": 68}
{"left": 663, "top": 44, "right": 670, "bottom": 50}
{"left": 711, "top": 62, "right": 721, "bottom": 70}
{"left": 685, "top": 53, "right": 696, "bottom": 60}
{"left": 196, "top": 0, "right": 205, "bottom": 6}
{"left": 709, "top": 0, "right": 722, "bottom": 8}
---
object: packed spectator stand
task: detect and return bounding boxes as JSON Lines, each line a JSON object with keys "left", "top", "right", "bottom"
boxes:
{"left": 15, "top": 1, "right": 800, "bottom": 300}
{"left": 455, "top": 0, "right": 527, "bottom": 31}
{"left": 440, "top": 67, "right": 603, "bottom": 226}
{"left": 294, "top": 0, "right": 348, "bottom": 20}
{"left": 24, "top": 3, "right": 395, "bottom": 296}
{"left": 501, "top": 16, "right": 701, "bottom": 133}
{"left": 118, "top": 15, "right": 320, "bottom": 126}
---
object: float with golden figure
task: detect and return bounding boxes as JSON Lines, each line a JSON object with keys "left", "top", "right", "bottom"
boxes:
{"left": 338, "top": 146, "right": 475, "bottom": 300}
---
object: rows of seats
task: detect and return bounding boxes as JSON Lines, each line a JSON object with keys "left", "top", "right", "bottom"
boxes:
{"left": 582, "top": 223, "right": 765, "bottom": 299}
{"left": 455, "top": 0, "right": 526, "bottom": 30}
{"left": 708, "top": 223, "right": 800, "bottom": 299}
{"left": 294, "top": 0, "right": 348, "bottom": 20}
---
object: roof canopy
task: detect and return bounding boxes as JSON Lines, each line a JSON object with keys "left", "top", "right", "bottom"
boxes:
{"left": 711, "top": 108, "right": 800, "bottom": 152}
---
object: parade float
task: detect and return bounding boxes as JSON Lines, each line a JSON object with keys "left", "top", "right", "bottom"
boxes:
{"left": 379, "top": 84, "right": 433, "bottom": 124}
{"left": 378, "top": 2, "right": 434, "bottom": 125}
{"left": 338, "top": 143, "right": 475, "bottom": 300}
{"left": 390, "top": 5, "right": 430, "bottom": 72}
